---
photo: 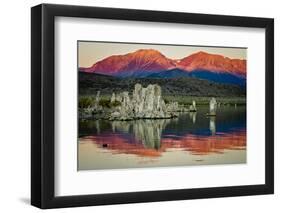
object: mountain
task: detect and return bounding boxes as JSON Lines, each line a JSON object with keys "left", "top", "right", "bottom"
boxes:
{"left": 188, "top": 70, "right": 246, "bottom": 87}
{"left": 147, "top": 68, "right": 191, "bottom": 78}
{"left": 79, "top": 72, "right": 246, "bottom": 97}
{"left": 81, "top": 49, "right": 176, "bottom": 75}
{"left": 80, "top": 49, "right": 246, "bottom": 87}
{"left": 146, "top": 68, "right": 246, "bottom": 87}
{"left": 177, "top": 51, "right": 246, "bottom": 77}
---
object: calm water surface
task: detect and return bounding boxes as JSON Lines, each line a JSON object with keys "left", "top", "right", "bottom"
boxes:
{"left": 78, "top": 106, "right": 246, "bottom": 170}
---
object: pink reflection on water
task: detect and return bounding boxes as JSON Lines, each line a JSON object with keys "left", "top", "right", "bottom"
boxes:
{"left": 82, "top": 130, "right": 246, "bottom": 158}
{"left": 161, "top": 131, "right": 246, "bottom": 155}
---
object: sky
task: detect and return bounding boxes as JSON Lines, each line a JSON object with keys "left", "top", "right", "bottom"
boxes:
{"left": 78, "top": 41, "right": 247, "bottom": 68}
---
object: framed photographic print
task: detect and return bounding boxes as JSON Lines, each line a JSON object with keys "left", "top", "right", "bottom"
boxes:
{"left": 31, "top": 3, "right": 274, "bottom": 209}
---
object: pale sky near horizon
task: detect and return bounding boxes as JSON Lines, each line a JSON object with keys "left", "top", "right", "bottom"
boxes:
{"left": 78, "top": 41, "right": 247, "bottom": 68}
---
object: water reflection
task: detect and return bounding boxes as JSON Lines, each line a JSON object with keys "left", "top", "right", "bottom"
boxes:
{"left": 79, "top": 106, "right": 246, "bottom": 169}
{"left": 132, "top": 120, "right": 168, "bottom": 149}
{"left": 89, "top": 119, "right": 169, "bottom": 152}
{"left": 82, "top": 129, "right": 246, "bottom": 158}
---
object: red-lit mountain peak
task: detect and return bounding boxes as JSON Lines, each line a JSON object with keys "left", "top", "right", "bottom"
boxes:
{"left": 82, "top": 49, "right": 176, "bottom": 75}
{"left": 177, "top": 51, "right": 246, "bottom": 76}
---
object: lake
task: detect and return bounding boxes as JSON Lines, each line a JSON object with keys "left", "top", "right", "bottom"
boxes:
{"left": 78, "top": 105, "right": 246, "bottom": 170}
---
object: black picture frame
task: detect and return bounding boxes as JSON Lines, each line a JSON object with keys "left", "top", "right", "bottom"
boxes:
{"left": 31, "top": 3, "right": 274, "bottom": 209}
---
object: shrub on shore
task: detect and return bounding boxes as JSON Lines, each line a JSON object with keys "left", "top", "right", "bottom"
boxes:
{"left": 79, "top": 97, "right": 95, "bottom": 108}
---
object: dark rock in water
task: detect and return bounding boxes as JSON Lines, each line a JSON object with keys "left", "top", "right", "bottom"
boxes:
{"left": 102, "top": 143, "right": 108, "bottom": 148}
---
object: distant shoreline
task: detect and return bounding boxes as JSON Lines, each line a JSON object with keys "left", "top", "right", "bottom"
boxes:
{"left": 79, "top": 94, "right": 246, "bottom": 107}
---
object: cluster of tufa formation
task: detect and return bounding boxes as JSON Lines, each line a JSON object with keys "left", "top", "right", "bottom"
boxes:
{"left": 109, "top": 84, "right": 180, "bottom": 120}
{"left": 79, "top": 84, "right": 211, "bottom": 120}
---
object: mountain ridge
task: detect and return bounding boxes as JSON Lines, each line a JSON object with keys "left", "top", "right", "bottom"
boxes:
{"left": 80, "top": 49, "right": 246, "bottom": 77}
{"left": 79, "top": 72, "right": 246, "bottom": 97}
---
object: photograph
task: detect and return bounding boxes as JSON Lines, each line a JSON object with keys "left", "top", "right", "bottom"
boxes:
{"left": 78, "top": 41, "right": 247, "bottom": 170}
{"left": 29, "top": 2, "right": 274, "bottom": 209}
